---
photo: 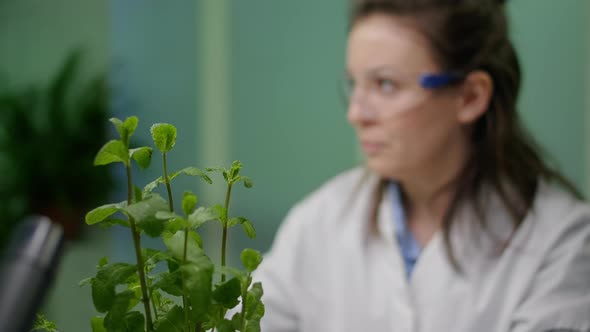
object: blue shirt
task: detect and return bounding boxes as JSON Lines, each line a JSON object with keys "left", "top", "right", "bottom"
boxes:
{"left": 390, "top": 182, "right": 422, "bottom": 278}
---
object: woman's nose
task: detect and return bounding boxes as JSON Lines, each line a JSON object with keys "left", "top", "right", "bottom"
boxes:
{"left": 347, "top": 91, "right": 378, "bottom": 125}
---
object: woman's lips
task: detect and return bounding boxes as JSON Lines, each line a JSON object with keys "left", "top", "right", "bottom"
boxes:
{"left": 361, "top": 141, "right": 383, "bottom": 155}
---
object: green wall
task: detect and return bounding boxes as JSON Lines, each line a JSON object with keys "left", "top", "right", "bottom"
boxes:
{"left": 228, "top": 0, "right": 357, "bottom": 253}
{"left": 509, "top": 0, "right": 587, "bottom": 195}
{"left": 0, "top": 0, "right": 109, "bottom": 87}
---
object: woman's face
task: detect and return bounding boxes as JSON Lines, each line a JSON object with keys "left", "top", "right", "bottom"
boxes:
{"left": 346, "top": 14, "right": 470, "bottom": 180}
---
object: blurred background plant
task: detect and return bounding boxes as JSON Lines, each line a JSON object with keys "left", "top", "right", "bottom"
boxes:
{"left": 0, "top": 48, "right": 113, "bottom": 246}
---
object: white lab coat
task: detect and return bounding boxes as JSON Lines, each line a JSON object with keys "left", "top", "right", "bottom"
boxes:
{"left": 254, "top": 167, "right": 590, "bottom": 332}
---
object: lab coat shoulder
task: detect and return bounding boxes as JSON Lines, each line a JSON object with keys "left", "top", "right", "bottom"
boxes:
{"left": 253, "top": 167, "right": 371, "bottom": 332}
{"left": 510, "top": 183, "right": 590, "bottom": 331}
{"left": 530, "top": 182, "right": 589, "bottom": 234}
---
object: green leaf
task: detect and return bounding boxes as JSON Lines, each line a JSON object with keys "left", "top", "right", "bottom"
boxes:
{"left": 152, "top": 290, "right": 175, "bottom": 321}
{"left": 217, "top": 319, "right": 236, "bottom": 332}
{"left": 103, "top": 290, "right": 136, "bottom": 331}
{"left": 228, "top": 216, "right": 256, "bottom": 235}
{"left": 85, "top": 202, "right": 124, "bottom": 225}
{"left": 152, "top": 270, "right": 183, "bottom": 296}
{"left": 227, "top": 216, "right": 244, "bottom": 228}
{"left": 245, "top": 318, "right": 262, "bottom": 332}
{"left": 163, "top": 231, "right": 214, "bottom": 321}
{"left": 188, "top": 230, "right": 203, "bottom": 248}
{"left": 126, "top": 281, "right": 142, "bottom": 311}
{"left": 188, "top": 206, "right": 218, "bottom": 229}
{"left": 182, "top": 261, "right": 213, "bottom": 322}
{"left": 99, "top": 218, "right": 130, "bottom": 228}
{"left": 125, "top": 194, "right": 169, "bottom": 237}
{"left": 182, "top": 191, "right": 197, "bottom": 216}
{"left": 90, "top": 316, "right": 107, "bottom": 332}
{"left": 229, "top": 161, "right": 241, "bottom": 179}
{"left": 182, "top": 167, "right": 213, "bottom": 184}
{"left": 133, "top": 185, "right": 143, "bottom": 203}
{"left": 94, "top": 139, "right": 129, "bottom": 166}
{"left": 123, "top": 311, "right": 145, "bottom": 332}
{"left": 122, "top": 116, "right": 139, "bottom": 133}
{"left": 245, "top": 282, "right": 264, "bottom": 320}
{"left": 103, "top": 263, "right": 138, "bottom": 285}
{"left": 99, "top": 256, "right": 108, "bottom": 267}
{"left": 201, "top": 306, "right": 218, "bottom": 330}
{"left": 109, "top": 116, "right": 139, "bottom": 146}
{"left": 137, "top": 218, "right": 167, "bottom": 238}
{"left": 164, "top": 217, "right": 188, "bottom": 234}
{"left": 129, "top": 146, "right": 153, "bottom": 169}
{"left": 79, "top": 277, "right": 92, "bottom": 287}
{"left": 32, "top": 313, "right": 59, "bottom": 332}
{"left": 248, "top": 282, "right": 263, "bottom": 302}
{"left": 109, "top": 117, "right": 137, "bottom": 145}
{"left": 168, "top": 169, "right": 186, "bottom": 181}
{"left": 142, "top": 169, "right": 209, "bottom": 197}
{"left": 143, "top": 176, "right": 163, "bottom": 195}
{"left": 169, "top": 166, "right": 213, "bottom": 184}
{"left": 206, "top": 166, "right": 230, "bottom": 182}
{"left": 167, "top": 259, "right": 180, "bottom": 273}
{"left": 231, "top": 312, "right": 242, "bottom": 330}
{"left": 242, "top": 283, "right": 265, "bottom": 332}
{"left": 150, "top": 123, "right": 177, "bottom": 153}
{"left": 215, "top": 265, "right": 246, "bottom": 283}
{"left": 155, "top": 211, "right": 182, "bottom": 221}
{"left": 151, "top": 290, "right": 165, "bottom": 320}
{"left": 163, "top": 230, "right": 207, "bottom": 263}
{"left": 154, "top": 305, "right": 184, "bottom": 332}
{"left": 212, "top": 277, "right": 241, "bottom": 309}
{"left": 212, "top": 204, "right": 227, "bottom": 225}
{"left": 236, "top": 176, "right": 254, "bottom": 188}
{"left": 241, "top": 220, "right": 257, "bottom": 239}
{"left": 109, "top": 117, "right": 124, "bottom": 136}
{"left": 91, "top": 277, "right": 115, "bottom": 313}
{"left": 241, "top": 249, "right": 262, "bottom": 272}
{"left": 121, "top": 116, "right": 139, "bottom": 146}
{"left": 91, "top": 263, "right": 138, "bottom": 313}
{"left": 142, "top": 248, "right": 171, "bottom": 266}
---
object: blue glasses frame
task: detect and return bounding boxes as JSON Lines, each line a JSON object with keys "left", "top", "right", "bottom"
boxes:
{"left": 419, "top": 72, "right": 464, "bottom": 89}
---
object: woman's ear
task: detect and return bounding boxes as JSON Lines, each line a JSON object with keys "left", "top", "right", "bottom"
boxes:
{"left": 456, "top": 70, "right": 493, "bottom": 124}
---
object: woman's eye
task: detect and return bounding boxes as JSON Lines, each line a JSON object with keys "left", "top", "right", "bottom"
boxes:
{"left": 375, "top": 78, "right": 396, "bottom": 94}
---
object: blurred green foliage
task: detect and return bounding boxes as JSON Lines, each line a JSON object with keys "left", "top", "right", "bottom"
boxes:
{"left": 0, "top": 49, "right": 113, "bottom": 246}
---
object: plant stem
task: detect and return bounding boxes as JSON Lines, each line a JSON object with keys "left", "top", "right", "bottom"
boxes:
{"left": 182, "top": 227, "right": 190, "bottom": 332}
{"left": 162, "top": 153, "right": 174, "bottom": 211}
{"left": 162, "top": 152, "right": 188, "bottom": 330}
{"left": 147, "top": 276, "right": 159, "bottom": 320}
{"left": 127, "top": 165, "right": 154, "bottom": 331}
{"left": 239, "top": 274, "right": 251, "bottom": 332}
{"left": 220, "top": 183, "right": 233, "bottom": 283}
{"left": 150, "top": 292, "right": 158, "bottom": 321}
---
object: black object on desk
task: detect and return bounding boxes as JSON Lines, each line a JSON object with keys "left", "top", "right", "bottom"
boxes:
{"left": 0, "top": 215, "right": 65, "bottom": 332}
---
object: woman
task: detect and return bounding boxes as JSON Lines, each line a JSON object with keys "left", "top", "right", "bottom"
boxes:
{"left": 254, "top": 0, "right": 590, "bottom": 331}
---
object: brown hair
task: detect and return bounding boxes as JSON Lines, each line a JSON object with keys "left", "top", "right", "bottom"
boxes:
{"left": 352, "top": 0, "right": 581, "bottom": 269}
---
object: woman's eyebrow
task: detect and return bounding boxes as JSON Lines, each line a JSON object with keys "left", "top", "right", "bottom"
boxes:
{"left": 365, "top": 66, "right": 402, "bottom": 77}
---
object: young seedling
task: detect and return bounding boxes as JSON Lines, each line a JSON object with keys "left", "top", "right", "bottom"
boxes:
{"left": 83, "top": 116, "right": 264, "bottom": 332}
